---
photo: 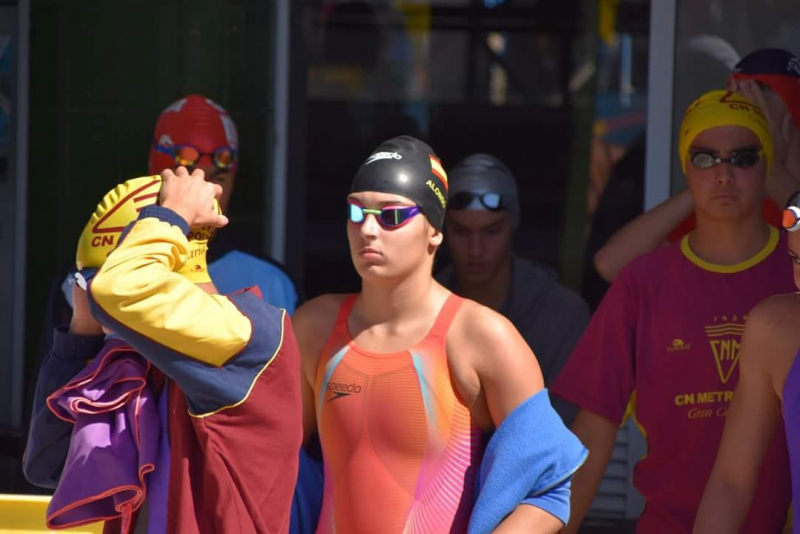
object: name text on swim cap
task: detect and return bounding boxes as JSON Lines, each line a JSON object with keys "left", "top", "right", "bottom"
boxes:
{"left": 719, "top": 92, "right": 766, "bottom": 118}
{"left": 426, "top": 180, "right": 446, "bottom": 208}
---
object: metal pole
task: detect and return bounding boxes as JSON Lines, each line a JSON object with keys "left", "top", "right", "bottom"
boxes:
{"left": 643, "top": 0, "right": 677, "bottom": 209}
{"left": 12, "top": 0, "right": 31, "bottom": 427}
{"left": 269, "top": 0, "right": 290, "bottom": 263}
{"left": 617, "top": 5, "right": 681, "bottom": 518}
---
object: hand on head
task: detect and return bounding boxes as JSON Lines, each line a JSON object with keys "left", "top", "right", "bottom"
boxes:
{"left": 730, "top": 78, "right": 797, "bottom": 169}
{"left": 159, "top": 167, "right": 229, "bottom": 229}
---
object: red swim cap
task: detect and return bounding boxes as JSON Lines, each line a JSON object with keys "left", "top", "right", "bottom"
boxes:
{"left": 148, "top": 95, "right": 239, "bottom": 175}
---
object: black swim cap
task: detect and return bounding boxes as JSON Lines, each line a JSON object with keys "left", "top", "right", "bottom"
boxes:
{"left": 733, "top": 49, "right": 800, "bottom": 78}
{"left": 350, "top": 135, "right": 449, "bottom": 230}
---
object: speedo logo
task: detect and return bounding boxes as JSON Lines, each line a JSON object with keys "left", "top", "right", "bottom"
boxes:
{"left": 365, "top": 151, "right": 402, "bottom": 165}
{"left": 326, "top": 381, "right": 362, "bottom": 402}
{"left": 426, "top": 179, "right": 446, "bottom": 208}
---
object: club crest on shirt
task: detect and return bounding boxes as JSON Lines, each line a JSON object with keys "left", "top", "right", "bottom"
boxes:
{"left": 704, "top": 315, "right": 746, "bottom": 384}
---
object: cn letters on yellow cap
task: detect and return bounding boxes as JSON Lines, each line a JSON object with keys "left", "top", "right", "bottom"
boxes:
{"left": 75, "top": 175, "right": 220, "bottom": 283}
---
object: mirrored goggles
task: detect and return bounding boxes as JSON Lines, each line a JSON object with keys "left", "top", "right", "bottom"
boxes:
{"left": 347, "top": 202, "right": 421, "bottom": 229}
{"left": 153, "top": 142, "right": 237, "bottom": 170}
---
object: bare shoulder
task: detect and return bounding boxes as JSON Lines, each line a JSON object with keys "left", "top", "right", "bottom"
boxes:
{"left": 745, "top": 292, "right": 800, "bottom": 338}
{"left": 450, "top": 299, "right": 518, "bottom": 341}
{"left": 292, "top": 293, "right": 350, "bottom": 379}
{"left": 742, "top": 293, "right": 800, "bottom": 388}
{"left": 449, "top": 299, "right": 541, "bottom": 376}
{"left": 294, "top": 294, "right": 347, "bottom": 330}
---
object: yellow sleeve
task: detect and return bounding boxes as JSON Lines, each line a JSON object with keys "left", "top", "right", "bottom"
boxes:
{"left": 89, "top": 210, "right": 252, "bottom": 367}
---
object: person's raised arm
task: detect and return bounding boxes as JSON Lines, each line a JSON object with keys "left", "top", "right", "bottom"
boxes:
{"left": 733, "top": 78, "right": 800, "bottom": 206}
{"left": 88, "top": 168, "right": 294, "bottom": 416}
{"left": 88, "top": 167, "right": 239, "bottom": 365}
{"left": 593, "top": 189, "right": 694, "bottom": 282}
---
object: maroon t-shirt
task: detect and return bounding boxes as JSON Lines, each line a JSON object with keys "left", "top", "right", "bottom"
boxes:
{"left": 554, "top": 228, "right": 794, "bottom": 533}
{"left": 163, "top": 300, "right": 302, "bottom": 533}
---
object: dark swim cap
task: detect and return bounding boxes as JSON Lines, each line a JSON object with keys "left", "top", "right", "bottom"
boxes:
{"left": 733, "top": 49, "right": 800, "bottom": 78}
{"left": 350, "top": 135, "right": 449, "bottom": 230}
{"left": 731, "top": 49, "right": 800, "bottom": 128}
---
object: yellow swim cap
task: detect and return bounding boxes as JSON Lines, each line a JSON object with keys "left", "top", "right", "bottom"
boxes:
{"left": 75, "top": 175, "right": 220, "bottom": 283}
{"left": 678, "top": 89, "right": 773, "bottom": 174}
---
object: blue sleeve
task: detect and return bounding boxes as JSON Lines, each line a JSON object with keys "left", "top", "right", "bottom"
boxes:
{"left": 23, "top": 326, "right": 104, "bottom": 488}
{"left": 521, "top": 478, "right": 572, "bottom": 526}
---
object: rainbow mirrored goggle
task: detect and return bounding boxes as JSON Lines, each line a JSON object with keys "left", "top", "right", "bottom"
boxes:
{"left": 153, "top": 142, "right": 237, "bottom": 170}
{"left": 347, "top": 202, "right": 421, "bottom": 229}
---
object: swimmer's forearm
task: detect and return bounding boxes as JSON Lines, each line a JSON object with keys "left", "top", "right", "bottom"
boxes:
{"left": 593, "top": 190, "right": 693, "bottom": 282}
{"left": 492, "top": 504, "right": 562, "bottom": 533}
{"left": 692, "top": 479, "right": 751, "bottom": 533}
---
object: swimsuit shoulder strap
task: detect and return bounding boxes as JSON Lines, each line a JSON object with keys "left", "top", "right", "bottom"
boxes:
{"left": 427, "top": 293, "right": 465, "bottom": 343}
{"left": 335, "top": 294, "right": 358, "bottom": 327}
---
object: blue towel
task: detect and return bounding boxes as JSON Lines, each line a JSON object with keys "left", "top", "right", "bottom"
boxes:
{"left": 469, "top": 389, "right": 588, "bottom": 533}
